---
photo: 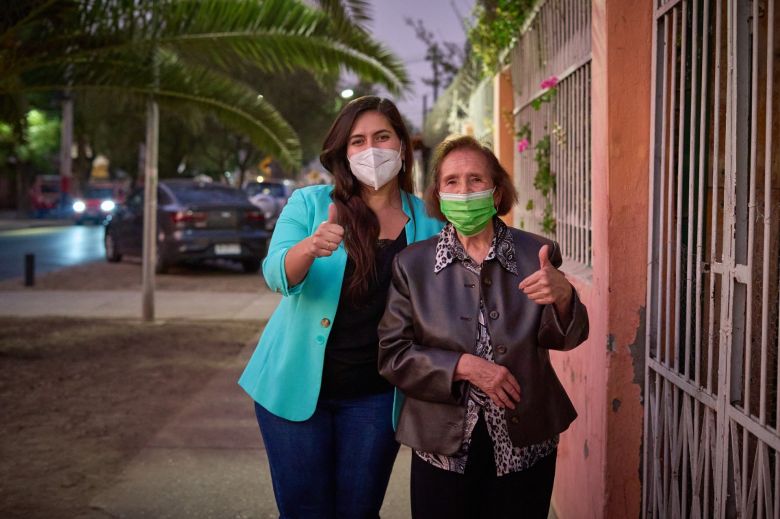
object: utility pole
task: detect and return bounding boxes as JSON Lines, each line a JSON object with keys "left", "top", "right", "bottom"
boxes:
{"left": 59, "top": 95, "right": 73, "bottom": 207}
{"left": 142, "top": 6, "right": 159, "bottom": 322}
{"left": 141, "top": 98, "right": 158, "bottom": 321}
{"left": 430, "top": 46, "right": 441, "bottom": 102}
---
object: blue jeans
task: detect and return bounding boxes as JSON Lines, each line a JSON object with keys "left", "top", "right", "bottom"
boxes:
{"left": 254, "top": 391, "right": 400, "bottom": 519}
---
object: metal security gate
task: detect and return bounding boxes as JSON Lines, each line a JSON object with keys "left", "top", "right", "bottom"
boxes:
{"left": 644, "top": 0, "right": 779, "bottom": 517}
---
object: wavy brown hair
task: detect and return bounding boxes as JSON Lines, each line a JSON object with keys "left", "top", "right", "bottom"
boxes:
{"left": 319, "top": 96, "right": 414, "bottom": 301}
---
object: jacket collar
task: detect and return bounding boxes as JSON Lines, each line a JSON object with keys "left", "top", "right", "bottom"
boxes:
{"left": 434, "top": 217, "right": 518, "bottom": 275}
{"left": 400, "top": 191, "right": 418, "bottom": 243}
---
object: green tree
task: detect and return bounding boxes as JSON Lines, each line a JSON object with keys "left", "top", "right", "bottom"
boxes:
{"left": 468, "top": 0, "right": 536, "bottom": 76}
{"left": 0, "top": 0, "right": 409, "bottom": 169}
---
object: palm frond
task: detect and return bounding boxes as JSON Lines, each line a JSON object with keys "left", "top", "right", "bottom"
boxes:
{"left": 12, "top": 0, "right": 408, "bottom": 94}
{"left": 11, "top": 51, "right": 302, "bottom": 167}
{"left": 2, "top": 0, "right": 412, "bottom": 167}
{"left": 164, "top": 0, "right": 408, "bottom": 92}
{"left": 314, "top": 0, "right": 373, "bottom": 29}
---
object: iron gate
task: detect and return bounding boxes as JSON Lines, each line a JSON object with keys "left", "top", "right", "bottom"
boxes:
{"left": 644, "top": 0, "right": 779, "bottom": 517}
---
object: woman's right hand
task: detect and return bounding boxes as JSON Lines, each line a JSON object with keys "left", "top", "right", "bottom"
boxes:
{"left": 304, "top": 203, "right": 344, "bottom": 258}
{"left": 454, "top": 354, "right": 521, "bottom": 409}
{"left": 283, "top": 203, "right": 345, "bottom": 287}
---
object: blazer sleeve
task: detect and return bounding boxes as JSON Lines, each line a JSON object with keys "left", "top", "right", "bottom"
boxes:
{"left": 378, "top": 256, "right": 467, "bottom": 405}
{"left": 537, "top": 240, "right": 589, "bottom": 350}
{"left": 261, "top": 189, "right": 311, "bottom": 296}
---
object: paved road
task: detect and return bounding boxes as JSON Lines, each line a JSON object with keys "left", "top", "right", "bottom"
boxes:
{"left": 0, "top": 224, "right": 105, "bottom": 280}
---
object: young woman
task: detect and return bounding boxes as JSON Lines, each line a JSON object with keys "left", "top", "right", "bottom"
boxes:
{"left": 239, "top": 96, "right": 443, "bottom": 518}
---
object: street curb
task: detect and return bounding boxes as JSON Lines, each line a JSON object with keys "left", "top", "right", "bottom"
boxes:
{"left": 0, "top": 219, "right": 74, "bottom": 232}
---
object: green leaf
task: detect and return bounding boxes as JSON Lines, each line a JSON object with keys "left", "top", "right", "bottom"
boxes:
{"left": 1, "top": 0, "right": 411, "bottom": 165}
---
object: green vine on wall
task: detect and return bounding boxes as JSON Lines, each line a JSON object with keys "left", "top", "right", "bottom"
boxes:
{"left": 468, "top": 2, "right": 561, "bottom": 236}
{"left": 517, "top": 76, "right": 558, "bottom": 235}
{"left": 468, "top": 0, "right": 537, "bottom": 76}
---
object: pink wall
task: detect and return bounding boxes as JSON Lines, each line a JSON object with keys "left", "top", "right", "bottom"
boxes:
{"left": 491, "top": 2, "right": 652, "bottom": 514}
{"left": 549, "top": 1, "right": 652, "bottom": 517}
{"left": 602, "top": 0, "right": 652, "bottom": 515}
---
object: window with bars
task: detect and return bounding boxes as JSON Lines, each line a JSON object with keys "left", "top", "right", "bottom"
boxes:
{"left": 510, "top": 0, "right": 592, "bottom": 267}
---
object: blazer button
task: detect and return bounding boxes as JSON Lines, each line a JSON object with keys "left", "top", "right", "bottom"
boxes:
{"left": 496, "top": 345, "right": 507, "bottom": 354}
{"left": 483, "top": 278, "right": 492, "bottom": 286}
{"left": 489, "top": 310, "right": 499, "bottom": 320}
{"left": 321, "top": 318, "right": 331, "bottom": 328}
{"left": 510, "top": 416, "right": 520, "bottom": 424}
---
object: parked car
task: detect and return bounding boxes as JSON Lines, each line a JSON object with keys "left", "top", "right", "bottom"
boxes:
{"left": 104, "top": 179, "right": 270, "bottom": 273}
{"left": 242, "top": 179, "right": 296, "bottom": 230}
{"left": 29, "top": 175, "right": 62, "bottom": 217}
{"left": 72, "top": 184, "right": 121, "bottom": 224}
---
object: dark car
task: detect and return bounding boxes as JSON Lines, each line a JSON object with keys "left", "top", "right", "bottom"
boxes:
{"left": 104, "top": 179, "right": 269, "bottom": 273}
{"left": 243, "top": 179, "right": 296, "bottom": 230}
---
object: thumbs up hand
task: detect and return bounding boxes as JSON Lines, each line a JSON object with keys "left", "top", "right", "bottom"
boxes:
{"left": 518, "top": 244, "right": 573, "bottom": 315}
{"left": 538, "top": 244, "right": 553, "bottom": 269}
{"left": 305, "top": 203, "right": 345, "bottom": 258}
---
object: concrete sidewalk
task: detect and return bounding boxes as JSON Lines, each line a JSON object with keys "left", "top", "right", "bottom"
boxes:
{"left": 0, "top": 287, "right": 412, "bottom": 518}
{"left": 0, "top": 289, "right": 282, "bottom": 321}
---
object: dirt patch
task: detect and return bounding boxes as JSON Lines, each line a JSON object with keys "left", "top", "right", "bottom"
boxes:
{"left": 0, "top": 259, "right": 269, "bottom": 293}
{"left": 0, "top": 317, "right": 260, "bottom": 519}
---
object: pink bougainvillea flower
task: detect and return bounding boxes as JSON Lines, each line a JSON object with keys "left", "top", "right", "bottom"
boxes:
{"left": 540, "top": 76, "right": 559, "bottom": 89}
{"left": 517, "top": 138, "right": 530, "bottom": 153}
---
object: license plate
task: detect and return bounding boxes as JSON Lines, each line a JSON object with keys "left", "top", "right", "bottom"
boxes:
{"left": 214, "top": 243, "right": 241, "bottom": 255}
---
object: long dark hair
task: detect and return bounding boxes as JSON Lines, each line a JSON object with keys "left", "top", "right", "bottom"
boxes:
{"left": 319, "top": 96, "right": 414, "bottom": 300}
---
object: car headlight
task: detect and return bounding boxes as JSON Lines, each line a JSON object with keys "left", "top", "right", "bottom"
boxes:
{"left": 100, "top": 200, "right": 116, "bottom": 212}
{"left": 73, "top": 200, "right": 86, "bottom": 213}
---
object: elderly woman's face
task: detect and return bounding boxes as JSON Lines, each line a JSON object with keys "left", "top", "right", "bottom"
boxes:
{"left": 438, "top": 148, "right": 494, "bottom": 194}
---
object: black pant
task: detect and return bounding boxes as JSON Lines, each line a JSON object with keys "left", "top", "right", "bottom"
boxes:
{"left": 410, "top": 414, "right": 557, "bottom": 519}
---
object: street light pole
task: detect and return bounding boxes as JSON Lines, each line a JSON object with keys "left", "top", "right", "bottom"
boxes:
{"left": 59, "top": 95, "right": 73, "bottom": 205}
{"left": 142, "top": 6, "right": 160, "bottom": 322}
{"left": 142, "top": 98, "right": 158, "bottom": 322}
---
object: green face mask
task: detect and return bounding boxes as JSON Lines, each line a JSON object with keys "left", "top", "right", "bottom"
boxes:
{"left": 439, "top": 188, "right": 497, "bottom": 236}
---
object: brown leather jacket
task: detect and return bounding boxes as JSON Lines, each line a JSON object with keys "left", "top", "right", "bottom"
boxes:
{"left": 378, "top": 227, "right": 588, "bottom": 454}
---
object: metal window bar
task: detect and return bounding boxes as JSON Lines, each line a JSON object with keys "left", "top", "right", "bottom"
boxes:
{"left": 510, "top": 0, "right": 592, "bottom": 267}
{"left": 644, "top": 1, "right": 779, "bottom": 518}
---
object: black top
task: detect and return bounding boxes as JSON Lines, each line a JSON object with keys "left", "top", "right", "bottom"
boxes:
{"left": 320, "top": 228, "right": 408, "bottom": 399}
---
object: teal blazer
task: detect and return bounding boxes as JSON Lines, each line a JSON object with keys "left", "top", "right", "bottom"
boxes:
{"left": 238, "top": 184, "right": 443, "bottom": 421}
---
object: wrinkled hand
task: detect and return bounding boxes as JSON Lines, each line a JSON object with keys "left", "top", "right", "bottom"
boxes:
{"left": 518, "top": 245, "right": 573, "bottom": 317}
{"left": 455, "top": 354, "right": 521, "bottom": 409}
{"left": 305, "top": 203, "right": 344, "bottom": 258}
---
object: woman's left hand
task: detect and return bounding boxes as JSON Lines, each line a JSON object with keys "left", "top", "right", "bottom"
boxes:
{"left": 518, "top": 245, "right": 573, "bottom": 318}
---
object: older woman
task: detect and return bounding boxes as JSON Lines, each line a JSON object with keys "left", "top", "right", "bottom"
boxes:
{"left": 378, "top": 135, "right": 588, "bottom": 518}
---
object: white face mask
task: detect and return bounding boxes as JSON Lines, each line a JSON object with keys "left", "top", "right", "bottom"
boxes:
{"left": 347, "top": 147, "right": 403, "bottom": 190}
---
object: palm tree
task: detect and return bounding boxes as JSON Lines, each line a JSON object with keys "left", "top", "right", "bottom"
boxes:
{"left": 0, "top": 0, "right": 409, "bottom": 168}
